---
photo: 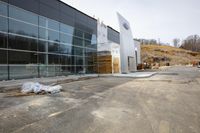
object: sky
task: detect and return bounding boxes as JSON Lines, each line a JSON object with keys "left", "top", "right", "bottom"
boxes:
{"left": 61, "top": 0, "right": 200, "bottom": 45}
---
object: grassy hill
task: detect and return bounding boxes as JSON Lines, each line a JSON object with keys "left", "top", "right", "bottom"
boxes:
{"left": 141, "top": 45, "right": 200, "bottom": 66}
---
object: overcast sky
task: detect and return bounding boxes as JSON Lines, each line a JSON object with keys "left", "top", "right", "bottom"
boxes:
{"left": 61, "top": 0, "right": 200, "bottom": 45}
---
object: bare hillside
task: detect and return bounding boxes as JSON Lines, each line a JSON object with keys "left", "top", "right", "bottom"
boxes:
{"left": 141, "top": 45, "right": 200, "bottom": 66}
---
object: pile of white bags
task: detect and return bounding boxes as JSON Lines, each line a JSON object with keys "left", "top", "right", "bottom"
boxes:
{"left": 21, "top": 82, "right": 62, "bottom": 94}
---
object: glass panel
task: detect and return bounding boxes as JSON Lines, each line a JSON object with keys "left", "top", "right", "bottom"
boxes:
{"left": 55, "top": 66, "right": 62, "bottom": 76}
{"left": 38, "top": 53, "right": 48, "bottom": 64}
{"left": 60, "top": 44, "right": 72, "bottom": 54}
{"left": 0, "top": 49, "right": 8, "bottom": 80}
{"left": 0, "top": 49, "right": 7, "bottom": 64}
{"left": 0, "top": 33, "right": 7, "bottom": 48}
{"left": 60, "top": 66, "right": 72, "bottom": 75}
{"left": 84, "top": 40, "right": 92, "bottom": 48}
{"left": 60, "top": 33, "right": 73, "bottom": 44}
{"left": 76, "top": 66, "right": 83, "bottom": 73}
{"left": 9, "top": 51, "right": 37, "bottom": 64}
{"left": 73, "top": 37, "right": 83, "bottom": 46}
{"left": 73, "top": 46, "right": 83, "bottom": 56}
{"left": 48, "top": 19, "right": 59, "bottom": 31}
{"left": 39, "top": 64, "right": 47, "bottom": 77}
{"left": 60, "top": 23, "right": 74, "bottom": 35}
{"left": 74, "top": 29, "right": 83, "bottom": 38}
{"left": 86, "top": 66, "right": 95, "bottom": 74}
{"left": 84, "top": 33, "right": 92, "bottom": 41}
{"left": 76, "top": 56, "right": 83, "bottom": 65}
{"left": 91, "top": 34, "right": 97, "bottom": 45}
{"left": 0, "top": 2, "right": 7, "bottom": 16}
{"left": 39, "top": 65, "right": 62, "bottom": 77}
{"left": 85, "top": 49, "right": 96, "bottom": 56}
{"left": 0, "top": 65, "right": 8, "bottom": 80}
{"left": 48, "top": 42, "right": 59, "bottom": 53}
{"left": 9, "top": 5, "right": 38, "bottom": 24}
{"left": 9, "top": 19, "right": 38, "bottom": 38}
{"left": 48, "top": 54, "right": 60, "bottom": 64}
{"left": 46, "top": 65, "right": 57, "bottom": 77}
{"left": 8, "top": 35, "right": 37, "bottom": 51}
{"left": 0, "top": 16, "right": 8, "bottom": 32}
{"left": 46, "top": 66, "right": 56, "bottom": 77}
{"left": 48, "top": 30, "right": 59, "bottom": 42}
{"left": 39, "top": 16, "right": 47, "bottom": 27}
{"left": 60, "top": 55, "right": 71, "bottom": 65}
{"left": 39, "top": 27, "right": 48, "bottom": 40}
{"left": 9, "top": 65, "right": 38, "bottom": 79}
{"left": 38, "top": 40, "right": 48, "bottom": 52}
{"left": 85, "top": 56, "right": 94, "bottom": 66}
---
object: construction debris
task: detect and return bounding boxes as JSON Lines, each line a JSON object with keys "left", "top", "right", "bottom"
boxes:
{"left": 21, "top": 82, "right": 62, "bottom": 94}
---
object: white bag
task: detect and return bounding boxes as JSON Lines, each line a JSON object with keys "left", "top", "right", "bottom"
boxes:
{"left": 21, "top": 82, "right": 62, "bottom": 94}
{"left": 21, "top": 82, "right": 35, "bottom": 94}
{"left": 44, "top": 85, "right": 62, "bottom": 94}
{"left": 33, "top": 82, "right": 43, "bottom": 94}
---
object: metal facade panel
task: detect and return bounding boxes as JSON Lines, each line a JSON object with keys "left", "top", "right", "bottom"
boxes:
{"left": 9, "top": 0, "right": 39, "bottom": 14}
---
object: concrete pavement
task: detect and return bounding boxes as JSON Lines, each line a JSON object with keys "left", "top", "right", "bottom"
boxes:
{"left": 0, "top": 66, "right": 200, "bottom": 133}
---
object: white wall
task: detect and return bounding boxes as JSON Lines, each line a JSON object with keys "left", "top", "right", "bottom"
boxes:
{"left": 117, "top": 13, "right": 137, "bottom": 73}
{"left": 134, "top": 40, "right": 141, "bottom": 64}
{"left": 97, "top": 20, "right": 110, "bottom": 52}
{"left": 97, "top": 20, "right": 121, "bottom": 73}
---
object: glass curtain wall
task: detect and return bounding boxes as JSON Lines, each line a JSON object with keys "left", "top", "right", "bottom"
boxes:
{"left": 0, "top": 1, "right": 97, "bottom": 80}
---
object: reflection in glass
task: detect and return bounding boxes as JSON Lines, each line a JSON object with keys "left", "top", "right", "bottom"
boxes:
{"left": 0, "top": 16, "right": 8, "bottom": 32}
{"left": 39, "top": 16, "right": 47, "bottom": 27}
{"left": 9, "top": 65, "right": 38, "bottom": 79}
{"left": 60, "top": 66, "right": 72, "bottom": 75}
{"left": 48, "top": 42, "right": 59, "bottom": 53}
{"left": 60, "top": 44, "right": 72, "bottom": 54}
{"left": 84, "top": 33, "right": 92, "bottom": 41}
{"left": 0, "top": 2, "right": 7, "bottom": 16}
{"left": 39, "top": 27, "right": 48, "bottom": 40}
{"left": 73, "top": 37, "right": 83, "bottom": 46}
{"left": 76, "top": 56, "right": 83, "bottom": 65}
{"left": 0, "top": 2, "right": 98, "bottom": 80}
{"left": 60, "top": 33, "right": 73, "bottom": 44}
{"left": 60, "top": 23, "right": 74, "bottom": 35}
{"left": 8, "top": 35, "right": 37, "bottom": 51}
{"left": 0, "top": 33, "right": 7, "bottom": 48}
{"left": 9, "top": 19, "right": 38, "bottom": 38}
{"left": 48, "top": 54, "right": 60, "bottom": 64}
{"left": 9, "top": 5, "right": 38, "bottom": 24}
{"left": 73, "top": 46, "right": 83, "bottom": 56}
{"left": 48, "top": 19, "right": 59, "bottom": 31}
{"left": 9, "top": 51, "right": 37, "bottom": 64}
{"left": 0, "top": 65, "right": 8, "bottom": 80}
{"left": 74, "top": 29, "right": 83, "bottom": 38}
{"left": 60, "top": 55, "right": 71, "bottom": 65}
{"left": 86, "top": 66, "right": 95, "bottom": 74}
{"left": 38, "top": 40, "right": 48, "bottom": 52}
{"left": 0, "top": 49, "right": 7, "bottom": 64}
{"left": 48, "top": 30, "right": 59, "bottom": 42}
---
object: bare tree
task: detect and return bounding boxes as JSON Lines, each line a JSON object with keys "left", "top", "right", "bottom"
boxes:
{"left": 181, "top": 35, "right": 200, "bottom": 52}
{"left": 173, "top": 38, "right": 180, "bottom": 47}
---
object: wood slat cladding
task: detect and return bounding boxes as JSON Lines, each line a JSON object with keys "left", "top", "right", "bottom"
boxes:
{"left": 97, "top": 55, "right": 120, "bottom": 74}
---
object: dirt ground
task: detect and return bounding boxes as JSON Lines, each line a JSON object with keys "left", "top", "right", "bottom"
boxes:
{"left": 0, "top": 66, "right": 200, "bottom": 133}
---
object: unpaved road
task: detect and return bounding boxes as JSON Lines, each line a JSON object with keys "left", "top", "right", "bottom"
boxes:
{"left": 0, "top": 66, "right": 200, "bottom": 133}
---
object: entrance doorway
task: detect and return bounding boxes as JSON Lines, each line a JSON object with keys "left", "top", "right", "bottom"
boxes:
{"left": 128, "top": 56, "right": 135, "bottom": 71}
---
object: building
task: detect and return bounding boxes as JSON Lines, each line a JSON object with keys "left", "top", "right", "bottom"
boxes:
{"left": 0, "top": 0, "right": 97, "bottom": 80}
{"left": 117, "top": 13, "right": 137, "bottom": 73}
{"left": 97, "top": 14, "right": 140, "bottom": 74}
{"left": 97, "top": 20, "right": 120, "bottom": 74}
{"left": 134, "top": 40, "right": 141, "bottom": 65}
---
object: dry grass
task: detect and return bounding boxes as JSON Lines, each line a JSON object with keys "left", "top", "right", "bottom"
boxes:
{"left": 141, "top": 45, "right": 200, "bottom": 66}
